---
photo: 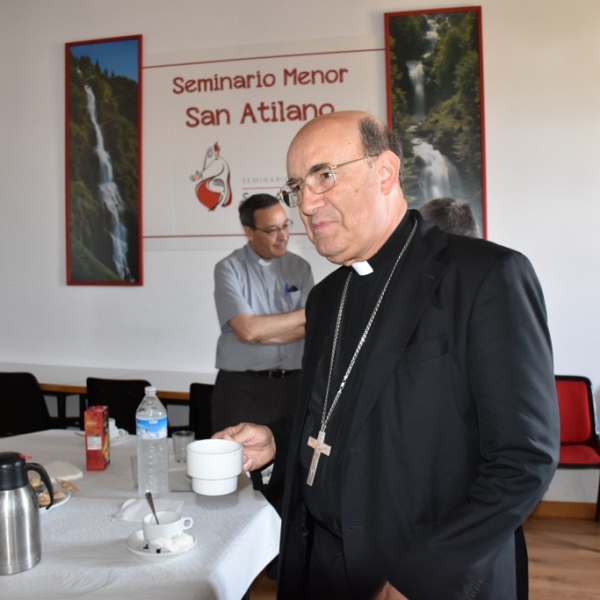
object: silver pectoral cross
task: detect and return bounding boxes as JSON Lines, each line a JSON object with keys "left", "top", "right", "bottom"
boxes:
{"left": 306, "top": 429, "right": 331, "bottom": 486}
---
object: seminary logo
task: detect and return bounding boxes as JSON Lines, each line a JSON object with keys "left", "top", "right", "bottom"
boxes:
{"left": 189, "top": 142, "right": 232, "bottom": 211}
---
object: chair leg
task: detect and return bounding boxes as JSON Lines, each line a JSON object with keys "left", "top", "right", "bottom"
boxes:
{"left": 595, "top": 473, "right": 600, "bottom": 522}
{"left": 79, "top": 394, "right": 88, "bottom": 430}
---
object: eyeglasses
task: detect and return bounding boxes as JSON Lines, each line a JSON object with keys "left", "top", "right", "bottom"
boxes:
{"left": 277, "top": 155, "right": 378, "bottom": 208}
{"left": 251, "top": 219, "right": 293, "bottom": 237}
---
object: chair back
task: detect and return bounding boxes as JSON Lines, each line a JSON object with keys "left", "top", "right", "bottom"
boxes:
{"left": 555, "top": 375, "right": 599, "bottom": 445}
{"left": 555, "top": 375, "right": 600, "bottom": 521}
{"left": 189, "top": 383, "right": 213, "bottom": 440}
{"left": 86, "top": 378, "right": 151, "bottom": 435}
{"left": 0, "top": 372, "right": 53, "bottom": 436}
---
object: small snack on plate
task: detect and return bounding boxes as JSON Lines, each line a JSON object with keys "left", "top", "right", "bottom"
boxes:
{"left": 60, "top": 480, "right": 79, "bottom": 493}
{"left": 38, "top": 491, "right": 66, "bottom": 507}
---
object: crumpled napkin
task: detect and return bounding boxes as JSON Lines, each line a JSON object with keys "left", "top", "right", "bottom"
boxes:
{"left": 42, "top": 461, "right": 83, "bottom": 482}
{"left": 150, "top": 532, "right": 194, "bottom": 552}
{"left": 113, "top": 498, "right": 184, "bottom": 522}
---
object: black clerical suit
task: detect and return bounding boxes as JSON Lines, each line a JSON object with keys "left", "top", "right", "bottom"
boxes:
{"left": 263, "top": 210, "right": 559, "bottom": 599}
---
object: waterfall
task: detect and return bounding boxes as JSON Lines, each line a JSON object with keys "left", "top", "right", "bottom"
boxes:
{"left": 412, "top": 137, "right": 463, "bottom": 202}
{"left": 85, "top": 84, "right": 133, "bottom": 281}
{"left": 425, "top": 18, "right": 439, "bottom": 53}
{"left": 406, "top": 18, "right": 440, "bottom": 123}
{"left": 404, "top": 17, "right": 464, "bottom": 206}
{"left": 406, "top": 61, "right": 426, "bottom": 122}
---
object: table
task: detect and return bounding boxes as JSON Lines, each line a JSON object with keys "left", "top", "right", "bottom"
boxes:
{"left": 0, "top": 362, "right": 217, "bottom": 427}
{"left": 0, "top": 430, "right": 280, "bottom": 599}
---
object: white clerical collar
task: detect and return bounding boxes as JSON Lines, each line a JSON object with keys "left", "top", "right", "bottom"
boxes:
{"left": 351, "top": 261, "right": 374, "bottom": 276}
{"left": 258, "top": 258, "right": 272, "bottom": 267}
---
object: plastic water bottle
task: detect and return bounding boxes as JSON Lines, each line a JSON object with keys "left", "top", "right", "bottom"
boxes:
{"left": 136, "top": 386, "right": 169, "bottom": 497}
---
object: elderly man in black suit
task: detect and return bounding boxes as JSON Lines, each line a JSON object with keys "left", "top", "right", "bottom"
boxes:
{"left": 215, "top": 111, "right": 559, "bottom": 600}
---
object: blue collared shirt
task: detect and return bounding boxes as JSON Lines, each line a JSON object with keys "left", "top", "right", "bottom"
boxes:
{"left": 214, "top": 243, "right": 314, "bottom": 371}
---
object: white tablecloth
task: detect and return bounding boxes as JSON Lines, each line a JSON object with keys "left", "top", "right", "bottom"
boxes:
{"left": 0, "top": 430, "right": 280, "bottom": 599}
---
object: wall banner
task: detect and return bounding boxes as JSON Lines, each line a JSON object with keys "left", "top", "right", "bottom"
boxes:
{"left": 66, "top": 35, "right": 143, "bottom": 284}
{"left": 385, "top": 8, "right": 487, "bottom": 237}
{"left": 143, "top": 37, "right": 385, "bottom": 250}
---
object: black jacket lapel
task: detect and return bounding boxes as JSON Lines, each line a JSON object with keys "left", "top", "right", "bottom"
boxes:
{"left": 347, "top": 215, "right": 448, "bottom": 443}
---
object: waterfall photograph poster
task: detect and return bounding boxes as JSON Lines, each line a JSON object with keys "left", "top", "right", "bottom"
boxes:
{"left": 385, "top": 7, "right": 486, "bottom": 237}
{"left": 65, "top": 35, "right": 143, "bottom": 285}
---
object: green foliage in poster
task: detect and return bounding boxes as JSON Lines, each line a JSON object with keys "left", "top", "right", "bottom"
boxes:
{"left": 68, "top": 51, "right": 139, "bottom": 282}
{"left": 387, "top": 11, "right": 482, "bottom": 202}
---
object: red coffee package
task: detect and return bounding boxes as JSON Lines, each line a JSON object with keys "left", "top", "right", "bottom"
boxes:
{"left": 84, "top": 405, "right": 110, "bottom": 470}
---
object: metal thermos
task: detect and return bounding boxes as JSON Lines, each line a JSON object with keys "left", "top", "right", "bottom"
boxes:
{"left": 0, "top": 451, "right": 54, "bottom": 575}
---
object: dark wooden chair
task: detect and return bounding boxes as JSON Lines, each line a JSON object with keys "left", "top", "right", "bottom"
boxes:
{"left": 189, "top": 383, "right": 213, "bottom": 440}
{"left": 85, "top": 378, "right": 151, "bottom": 435}
{"left": 0, "top": 372, "right": 53, "bottom": 436}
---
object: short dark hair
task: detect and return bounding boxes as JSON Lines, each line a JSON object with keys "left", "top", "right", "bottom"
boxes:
{"left": 419, "top": 197, "right": 479, "bottom": 238}
{"left": 238, "top": 194, "right": 279, "bottom": 228}
{"left": 358, "top": 116, "right": 405, "bottom": 186}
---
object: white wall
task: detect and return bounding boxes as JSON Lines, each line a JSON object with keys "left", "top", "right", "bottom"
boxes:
{"left": 1, "top": 0, "right": 599, "bottom": 503}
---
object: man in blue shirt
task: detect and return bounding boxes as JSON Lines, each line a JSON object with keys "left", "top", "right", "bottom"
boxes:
{"left": 212, "top": 193, "right": 314, "bottom": 433}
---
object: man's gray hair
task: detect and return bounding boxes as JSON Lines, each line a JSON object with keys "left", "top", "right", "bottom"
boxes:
{"left": 358, "top": 117, "right": 405, "bottom": 187}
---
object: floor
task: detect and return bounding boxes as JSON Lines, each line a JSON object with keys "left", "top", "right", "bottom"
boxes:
{"left": 249, "top": 570, "right": 278, "bottom": 600}
{"left": 248, "top": 517, "right": 600, "bottom": 599}
{"left": 525, "top": 517, "right": 600, "bottom": 599}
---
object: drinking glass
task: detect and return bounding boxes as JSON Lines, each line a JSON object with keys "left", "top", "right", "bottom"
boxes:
{"left": 172, "top": 431, "right": 195, "bottom": 463}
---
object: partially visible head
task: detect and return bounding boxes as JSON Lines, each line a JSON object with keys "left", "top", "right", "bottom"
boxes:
{"left": 238, "top": 193, "right": 280, "bottom": 228}
{"left": 419, "top": 197, "right": 479, "bottom": 238}
{"left": 285, "top": 111, "right": 407, "bottom": 266}
{"left": 239, "top": 194, "right": 291, "bottom": 259}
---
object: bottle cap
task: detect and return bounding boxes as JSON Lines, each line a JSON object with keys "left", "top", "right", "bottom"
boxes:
{"left": 145, "top": 386, "right": 157, "bottom": 394}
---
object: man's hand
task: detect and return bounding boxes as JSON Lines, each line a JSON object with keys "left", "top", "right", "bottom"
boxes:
{"left": 212, "top": 423, "right": 276, "bottom": 472}
{"left": 372, "top": 581, "right": 408, "bottom": 600}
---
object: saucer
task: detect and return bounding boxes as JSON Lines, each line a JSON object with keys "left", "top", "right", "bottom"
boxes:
{"left": 110, "top": 429, "right": 129, "bottom": 443}
{"left": 126, "top": 530, "right": 197, "bottom": 561}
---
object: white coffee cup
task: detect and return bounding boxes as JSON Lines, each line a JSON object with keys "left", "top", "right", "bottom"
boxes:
{"left": 142, "top": 511, "right": 193, "bottom": 542}
{"left": 108, "top": 418, "right": 119, "bottom": 439}
{"left": 187, "top": 439, "right": 243, "bottom": 496}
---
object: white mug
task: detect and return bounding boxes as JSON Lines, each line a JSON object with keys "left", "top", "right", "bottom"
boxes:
{"left": 187, "top": 439, "right": 243, "bottom": 496}
{"left": 142, "top": 511, "right": 193, "bottom": 542}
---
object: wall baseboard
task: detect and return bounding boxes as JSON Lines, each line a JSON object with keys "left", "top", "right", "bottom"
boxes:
{"left": 530, "top": 500, "right": 597, "bottom": 519}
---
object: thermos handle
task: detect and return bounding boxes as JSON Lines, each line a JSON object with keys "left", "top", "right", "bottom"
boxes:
{"left": 27, "top": 463, "right": 54, "bottom": 510}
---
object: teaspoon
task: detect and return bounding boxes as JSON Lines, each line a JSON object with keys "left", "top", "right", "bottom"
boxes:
{"left": 145, "top": 491, "right": 160, "bottom": 524}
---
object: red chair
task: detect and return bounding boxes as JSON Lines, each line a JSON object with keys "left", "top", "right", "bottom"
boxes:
{"left": 555, "top": 375, "right": 600, "bottom": 521}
